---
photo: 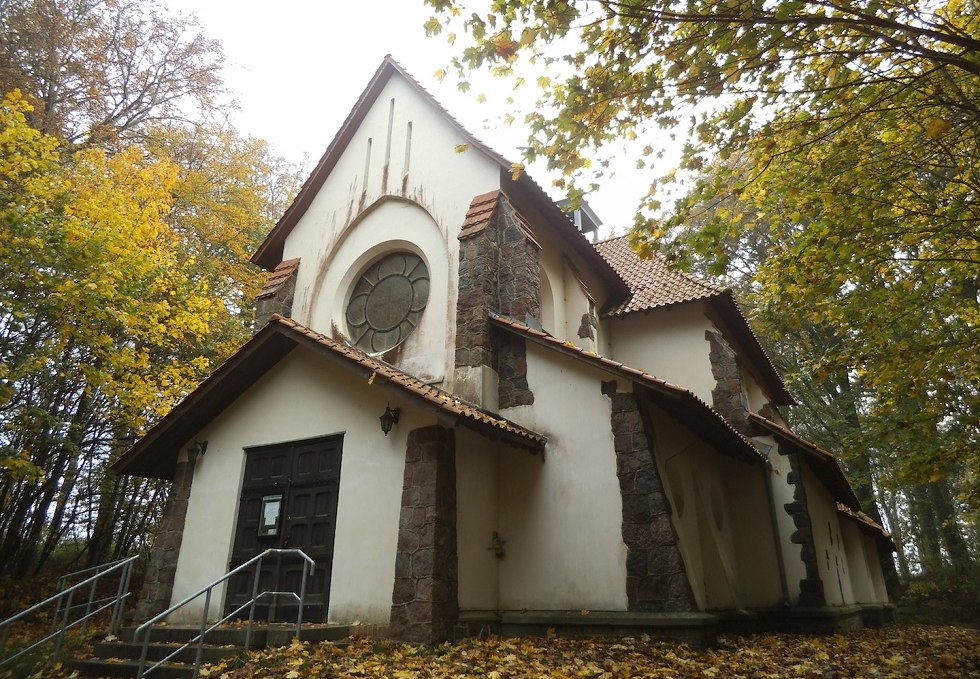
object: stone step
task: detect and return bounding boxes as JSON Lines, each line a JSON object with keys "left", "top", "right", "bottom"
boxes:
{"left": 68, "top": 624, "right": 353, "bottom": 677}
{"left": 93, "top": 640, "right": 243, "bottom": 664}
{"left": 64, "top": 657, "right": 198, "bottom": 678}
{"left": 116, "top": 622, "right": 350, "bottom": 646}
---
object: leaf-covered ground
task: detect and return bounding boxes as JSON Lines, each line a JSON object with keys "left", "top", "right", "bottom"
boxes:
{"left": 208, "top": 625, "right": 980, "bottom": 678}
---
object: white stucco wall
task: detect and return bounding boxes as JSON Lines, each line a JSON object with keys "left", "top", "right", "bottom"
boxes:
{"left": 172, "top": 347, "right": 436, "bottom": 624}
{"left": 456, "top": 428, "right": 500, "bottom": 610}
{"left": 276, "top": 74, "right": 501, "bottom": 386}
{"left": 497, "top": 343, "right": 629, "bottom": 610}
{"left": 605, "top": 303, "right": 717, "bottom": 403}
{"left": 307, "top": 199, "right": 450, "bottom": 382}
{"left": 765, "top": 440, "right": 807, "bottom": 605}
{"left": 839, "top": 521, "right": 885, "bottom": 604}
{"left": 802, "top": 463, "right": 855, "bottom": 606}
{"left": 651, "top": 407, "right": 782, "bottom": 610}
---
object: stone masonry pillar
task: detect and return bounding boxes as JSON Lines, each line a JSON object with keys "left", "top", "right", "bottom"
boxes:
{"left": 390, "top": 426, "right": 458, "bottom": 643}
{"left": 609, "top": 389, "right": 696, "bottom": 612}
{"left": 135, "top": 449, "right": 197, "bottom": 621}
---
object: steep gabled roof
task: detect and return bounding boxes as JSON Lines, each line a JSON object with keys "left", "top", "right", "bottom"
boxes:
{"left": 748, "top": 412, "right": 861, "bottom": 511}
{"left": 596, "top": 235, "right": 794, "bottom": 407}
{"left": 489, "top": 312, "right": 763, "bottom": 465}
{"left": 112, "top": 315, "right": 546, "bottom": 480}
{"left": 250, "top": 57, "right": 629, "bottom": 300}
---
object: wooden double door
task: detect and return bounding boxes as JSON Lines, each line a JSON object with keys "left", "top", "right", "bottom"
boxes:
{"left": 225, "top": 435, "right": 343, "bottom": 622}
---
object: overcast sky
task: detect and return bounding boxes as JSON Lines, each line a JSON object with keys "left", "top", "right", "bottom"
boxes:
{"left": 161, "top": 0, "right": 649, "bottom": 235}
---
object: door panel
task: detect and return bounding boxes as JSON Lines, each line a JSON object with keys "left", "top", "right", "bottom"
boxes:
{"left": 225, "top": 435, "right": 343, "bottom": 622}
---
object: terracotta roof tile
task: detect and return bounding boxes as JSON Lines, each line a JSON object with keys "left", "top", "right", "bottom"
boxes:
{"left": 837, "top": 503, "right": 894, "bottom": 546}
{"left": 273, "top": 316, "right": 546, "bottom": 450}
{"left": 459, "top": 191, "right": 501, "bottom": 239}
{"left": 256, "top": 258, "right": 300, "bottom": 300}
{"left": 595, "top": 236, "right": 726, "bottom": 315}
{"left": 488, "top": 312, "right": 763, "bottom": 465}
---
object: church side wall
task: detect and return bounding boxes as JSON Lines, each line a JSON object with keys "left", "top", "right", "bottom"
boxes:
{"left": 172, "top": 347, "right": 426, "bottom": 625}
{"left": 455, "top": 428, "right": 500, "bottom": 610}
{"left": 650, "top": 407, "right": 782, "bottom": 611}
{"left": 840, "top": 521, "right": 880, "bottom": 604}
{"left": 605, "top": 303, "right": 717, "bottom": 404}
{"left": 497, "top": 343, "right": 628, "bottom": 610}
{"left": 801, "top": 463, "right": 856, "bottom": 606}
{"left": 765, "top": 439, "right": 807, "bottom": 605}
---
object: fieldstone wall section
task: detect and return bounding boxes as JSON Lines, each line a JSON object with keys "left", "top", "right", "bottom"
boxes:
{"left": 493, "top": 332, "right": 533, "bottom": 408}
{"left": 496, "top": 202, "right": 540, "bottom": 324}
{"left": 705, "top": 328, "right": 750, "bottom": 436}
{"left": 390, "top": 426, "right": 458, "bottom": 644}
{"left": 609, "top": 390, "right": 696, "bottom": 612}
{"left": 456, "top": 194, "right": 541, "bottom": 408}
{"left": 782, "top": 450, "right": 826, "bottom": 606}
{"left": 456, "top": 226, "right": 499, "bottom": 370}
{"left": 135, "top": 455, "right": 196, "bottom": 621}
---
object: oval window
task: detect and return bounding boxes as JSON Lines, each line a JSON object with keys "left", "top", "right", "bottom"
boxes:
{"left": 346, "top": 252, "right": 429, "bottom": 353}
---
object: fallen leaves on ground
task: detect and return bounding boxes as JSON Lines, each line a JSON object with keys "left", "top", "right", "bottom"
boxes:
{"left": 215, "top": 625, "right": 980, "bottom": 678}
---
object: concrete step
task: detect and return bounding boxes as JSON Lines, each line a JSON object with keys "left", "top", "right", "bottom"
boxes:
{"left": 64, "top": 657, "right": 198, "bottom": 678}
{"left": 116, "top": 622, "right": 349, "bottom": 646}
{"left": 68, "top": 624, "right": 352, "bottom": 677}
{"left": 93, "top": 640, "right": 244, "bottom": 664}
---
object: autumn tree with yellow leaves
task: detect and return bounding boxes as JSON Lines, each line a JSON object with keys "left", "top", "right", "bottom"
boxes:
{"left": 0, "top": 0, "right": 301, "bottom": 576}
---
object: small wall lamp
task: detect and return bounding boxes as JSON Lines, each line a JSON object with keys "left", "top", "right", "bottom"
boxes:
{"left": 380, "top": 404, "right": 400, "bottom": 436}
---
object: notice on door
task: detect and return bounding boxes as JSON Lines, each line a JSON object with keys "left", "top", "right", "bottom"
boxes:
{"left": 258, "top": 494, "right": 282, "bottom": 537}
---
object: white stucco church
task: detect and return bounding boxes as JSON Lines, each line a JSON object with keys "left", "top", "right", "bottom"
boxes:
{"left": 113, "top": 57, "right": 893, "bottom": 645}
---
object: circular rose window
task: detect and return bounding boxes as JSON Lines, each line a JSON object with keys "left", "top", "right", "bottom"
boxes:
{"left": 346, "top": 252, "right": 429, "bottom": 353}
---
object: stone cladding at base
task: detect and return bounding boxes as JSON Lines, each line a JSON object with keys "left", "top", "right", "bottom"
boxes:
{"left": 609, "top": 390, "right": 696, "bottom": 612}
{"left": 135, "top": 455, "right": 196, "bottom": 620}
{"left": 390, "top": 426, "right": 458, "bottom": 644}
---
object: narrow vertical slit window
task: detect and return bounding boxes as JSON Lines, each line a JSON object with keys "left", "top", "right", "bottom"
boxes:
{"left": 404, "top": 122, "right": 413, "bottom": 176}
{"left": 385, "top": 98, "right": 395, "bottom": 165}
{"left": 364, "top": 138, "right": 373, "bottom": 181}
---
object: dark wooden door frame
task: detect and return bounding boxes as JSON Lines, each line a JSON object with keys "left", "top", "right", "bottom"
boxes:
{"left": 225, "top": 434, "right": 343, "bottom": 622}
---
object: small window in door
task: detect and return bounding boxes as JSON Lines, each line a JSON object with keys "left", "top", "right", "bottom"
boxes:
{"left": 258, "top": 494, "right": 283, "bottom": 538}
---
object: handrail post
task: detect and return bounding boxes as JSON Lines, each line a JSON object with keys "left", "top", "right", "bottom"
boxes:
{"left": 81, "top": 565, "right": 101, "bottom": 636}
{"left": 137, "top": 624, "right": 150, "bottom": 679}
{"left": 51, "top": 587, "right": 75, "bottom": 666}
{"left": 194, "top": 589, "right": 211, "bottom": 679}
{"left": 110, "top": 559, "right": 133, "bottom": 636}
{"left": 245, "top": 551, "right": 263, "bottom": 651}
{"left": 49, "top": 575, "right": 67, "bottom": 637}
{"left": 296, "top": 560, "right": 309, "bottom": 639}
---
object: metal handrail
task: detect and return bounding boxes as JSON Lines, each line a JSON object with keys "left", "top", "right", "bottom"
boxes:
{"left": 0, "top": 555, "right": 137, "bottom": 670}
{"left": 135, "top": 548, "right": 314, "bottom": 679}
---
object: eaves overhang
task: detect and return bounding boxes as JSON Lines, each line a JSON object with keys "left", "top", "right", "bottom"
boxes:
{"left": 489, "top": 312, "right": 763, "bottom": 466}
{"left": 749, "top": 412, "right": 861, "bottom": 511}
{"left": 837, "top": 503, "right": 896, "bottom": 550}
{"left": 111, "top": 316, "right": 546, "bottom": 480}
